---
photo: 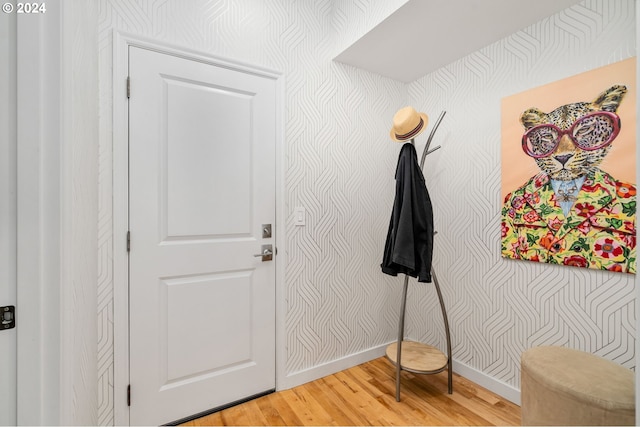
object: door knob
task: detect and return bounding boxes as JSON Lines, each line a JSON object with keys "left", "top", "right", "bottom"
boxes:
{"left": 253, "top": 244, "right": 273, "bottom": 261}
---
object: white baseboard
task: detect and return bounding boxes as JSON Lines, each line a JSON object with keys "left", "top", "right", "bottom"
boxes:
{"left": 276, "top": 344, "right": 521, "bottom": 407}
{"left": 277, "top": 343, "right": 390, "bottom": 390}
{"left": 452, "top": 360, "right": 521, "bottom": 405}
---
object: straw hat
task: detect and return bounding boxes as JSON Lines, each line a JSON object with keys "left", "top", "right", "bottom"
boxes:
{"left": 390, "top": 106, "right": 429, "bottom": 142}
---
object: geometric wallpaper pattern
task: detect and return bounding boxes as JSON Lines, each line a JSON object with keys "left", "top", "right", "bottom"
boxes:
{"left": 405, "top": 0, "right": 636, "bottom": 390}
{"left": 97, "top": 1, "right": 407, "bottom": 424}
{"left": 97, "top": 0, "right": 635, "bottom": 424}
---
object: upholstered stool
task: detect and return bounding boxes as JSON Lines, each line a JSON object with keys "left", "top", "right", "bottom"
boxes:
{"left": 521, "top": 346, "right": 634, "bottom": 426}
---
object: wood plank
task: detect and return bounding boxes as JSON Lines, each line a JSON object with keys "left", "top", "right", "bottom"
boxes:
{"left": 319, "top": 369, "right": 388, "bottom": 425}
{"left": 373, "top": 359, "right": 521, "bottom": 426}
{"left": 338, "top": 366, "right": 435, "bottom": 426}
{"left": 254, "top": 393, "right": 290, "bottom": 426}
{"left": 333, "top": 370, "right": 399, "bottom": 425}
{"left": 181, "top": 357, "right": 521, "bottom": 426}
{"left": 361, "top": 358, "right": 478, "bottom": 425}
{"left": 208, "top": 399, "right": 269, "bottom": 426}
{"left": 349, "top": 360, "right": 451, "bottom": 425}
{"left": 445, "top": 377, "right": 521, "bottom": 426}
{"left": 302, "top": 379, "right": 363, "bottom": 425}
{"left": 279, "top": 387, "right": 336, "bottom": 425}
{"left": 363, "top": 359, "right": 457, "bottom": 423}
{"left": 180, "top": 410, "right": 224, "bottom": 426}
{"left": 260, "top": 391, "right": 305, "bottom": 426}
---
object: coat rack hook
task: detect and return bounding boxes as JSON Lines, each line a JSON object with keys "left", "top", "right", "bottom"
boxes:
{"left": 420, "top": 110, "right": 446, "bottom": 169}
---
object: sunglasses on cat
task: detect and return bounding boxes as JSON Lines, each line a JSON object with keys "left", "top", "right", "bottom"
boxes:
{"left": 522, "top": 111, "right": 621, "bottom": 158}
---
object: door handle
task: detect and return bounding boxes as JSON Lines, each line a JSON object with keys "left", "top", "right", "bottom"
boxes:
{"left": 253, "top": 244, "right": 273, "bottom": 261}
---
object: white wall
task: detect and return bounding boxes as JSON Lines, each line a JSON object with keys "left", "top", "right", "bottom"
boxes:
{"left": 59, "top": 2, "right": 100, "bottom": 424}
{"left": 16, "top": 9, "right": 63, "bottom": 424}
{"left": 96, "top": 0, "right": 636, "bottom": 424}
{"left": 97, "top": 1, "right": 406, "bottom": 424}
{"left": 15, "top": 1, "right": 99, "bottom": 425}
{"left": 330, "top": 0, "right": 409, "bottom": 55}
{"left": 0, "top": 9, "right": 17, "bottom": 427}
{"left": 406, "top": 0, "right": 636, "bottom": 396}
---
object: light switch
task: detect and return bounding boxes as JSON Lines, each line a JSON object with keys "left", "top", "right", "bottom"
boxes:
{"left": 294, "top": 207, "right": 305, "bottom": 226}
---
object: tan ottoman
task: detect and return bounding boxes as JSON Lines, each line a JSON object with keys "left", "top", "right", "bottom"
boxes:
{"left": 521, "top": 346, "right": 635, "bottom": 426}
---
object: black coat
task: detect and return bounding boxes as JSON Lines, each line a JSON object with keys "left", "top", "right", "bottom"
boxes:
{"left": 381, "top": 143, "right": 434, "bottom": 283}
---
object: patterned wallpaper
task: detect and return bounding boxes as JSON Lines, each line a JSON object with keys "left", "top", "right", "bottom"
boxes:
{"left": 64, "top": 3, "right": 100, "bottom": 424}
{"left": 97, "top": 0, "right": 636, "bottom": 424}
{"left": 98, "top": 1, "right": 405, "bottom": 424}
{"left": 405, "top": 0, "right": 636, "bottom": 390}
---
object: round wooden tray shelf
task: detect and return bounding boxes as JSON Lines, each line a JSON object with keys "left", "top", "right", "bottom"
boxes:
{"left": 386, "top": 340, "right": 448, "bottom": 374}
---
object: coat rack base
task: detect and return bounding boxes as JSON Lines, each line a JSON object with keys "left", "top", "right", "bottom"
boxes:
{"left": 389, "top": 269, "right": 453, "bottom": 401}
{"left": 385, "top": 341, "right": 448, "bottom": 374}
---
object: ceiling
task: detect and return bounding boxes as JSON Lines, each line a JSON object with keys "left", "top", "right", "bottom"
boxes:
{"left": 334, "top": 0, "right": 584, "bottom": 83}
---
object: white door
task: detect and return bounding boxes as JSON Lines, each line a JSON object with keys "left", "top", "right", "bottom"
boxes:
{"left": 128, "top": 46, "right": 277, "bottom": 426}
{"left": 0, "top": 10, "right": 17, "bottom": 427}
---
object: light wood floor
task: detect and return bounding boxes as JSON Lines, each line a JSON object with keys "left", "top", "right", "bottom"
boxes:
{"left": 182, "top": 357, "right": 521, "bottom": 426}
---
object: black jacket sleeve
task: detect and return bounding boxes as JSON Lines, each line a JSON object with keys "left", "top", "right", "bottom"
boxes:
{"left": 381, "top": 143, "right": 434, "bottom": 283}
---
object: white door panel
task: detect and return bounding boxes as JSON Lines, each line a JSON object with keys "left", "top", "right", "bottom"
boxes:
{"left": 164, "top": 78, "right": 252, "bottom": 237}
{"left": 129, "top": 46, "right": 276, "bottom": 426}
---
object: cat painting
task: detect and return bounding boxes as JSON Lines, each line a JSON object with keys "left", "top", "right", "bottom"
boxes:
{"left": 501, "top": 85, "right": 636, "bottom": 273}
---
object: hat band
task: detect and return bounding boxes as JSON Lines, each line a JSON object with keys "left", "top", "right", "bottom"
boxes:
{"left": 395, "top": 118, "right": 424, "bottom": 140}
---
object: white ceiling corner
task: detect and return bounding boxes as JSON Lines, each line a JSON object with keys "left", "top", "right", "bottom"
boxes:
{"left": 334, "top": 0, "right": 584, "bottom": 83}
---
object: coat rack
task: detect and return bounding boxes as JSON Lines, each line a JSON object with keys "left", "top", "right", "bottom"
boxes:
{"left": 385, "top": 111, "right": 453, "bottom": 401}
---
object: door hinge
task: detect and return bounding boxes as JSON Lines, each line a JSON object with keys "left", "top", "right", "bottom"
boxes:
{"left": 127, "top": 231, "right": 131, "bottom": 252}
{"left": 127, "top": 384, "right": 131, "bottom": 406}
{"left": 126, "top": 76, "right": 130, "bottom": 99}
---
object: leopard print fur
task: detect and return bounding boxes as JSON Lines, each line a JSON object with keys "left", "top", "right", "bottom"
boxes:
{"left": 502, "top": 84, "right": 635, "bottom": 273}
{"left": 520, "top": 85, "right": 627, "bottom": 181}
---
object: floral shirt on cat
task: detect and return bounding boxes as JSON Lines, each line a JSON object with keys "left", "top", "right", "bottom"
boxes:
{"left": 501, "top": 169, "right": 636, "bottom": 273}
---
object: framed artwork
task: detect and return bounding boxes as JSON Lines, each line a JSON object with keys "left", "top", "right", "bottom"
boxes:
{"left": 501, "top": 58, "right": 636, "bottom": 273}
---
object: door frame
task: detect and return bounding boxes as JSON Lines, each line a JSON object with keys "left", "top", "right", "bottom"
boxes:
{"left": 112, "top": 32, "right": 286, "bottom": 425}
{"left": 16, "top": 2, "right": 100, "bottom": 424}
{"left": 1, "top": 9, "right": 17, "bottom": 427}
